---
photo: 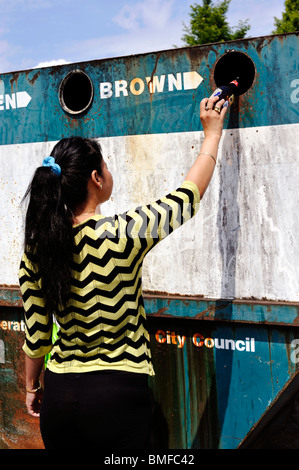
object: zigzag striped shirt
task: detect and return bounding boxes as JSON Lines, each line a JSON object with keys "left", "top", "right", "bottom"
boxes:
{"left": 19, "top": 181, "right": 200, "bottom": 375}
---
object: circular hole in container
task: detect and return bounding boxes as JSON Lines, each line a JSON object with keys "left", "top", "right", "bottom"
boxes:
{"left": 213, "top": 50, "right": 255, "bottom": 96}
{"left": 59, "top": 69, "right": 94, "bottom": 115}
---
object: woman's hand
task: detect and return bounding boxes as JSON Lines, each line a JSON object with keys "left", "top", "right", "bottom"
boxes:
{"left": 26, "top": 388, "right": 43, "bottom": 417}
{"left": 25, "top": 354, "right": 45, "bottom": 417}
{"left": 200, "top": 96, "right": 227, "bottom": 141}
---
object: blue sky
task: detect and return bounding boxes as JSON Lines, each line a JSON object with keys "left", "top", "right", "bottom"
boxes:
{"left": 0, "top": 0, "right": 287, "bottom": 73}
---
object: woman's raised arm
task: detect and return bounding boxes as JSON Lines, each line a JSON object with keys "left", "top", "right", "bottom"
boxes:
{"left": 185, "top": 96, "right": 227, "bottom": 198}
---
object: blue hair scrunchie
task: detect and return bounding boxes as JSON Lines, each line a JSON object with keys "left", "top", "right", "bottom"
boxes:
{"left": 42, "top": 156, "right": 61, "bottom": 176}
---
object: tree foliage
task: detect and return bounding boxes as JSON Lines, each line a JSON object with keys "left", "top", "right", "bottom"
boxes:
{"left": 182, "top": 0, "right": 250, "bottom": 46}
{"left": 272, "top": 0, "right": 299, "bottom": 34}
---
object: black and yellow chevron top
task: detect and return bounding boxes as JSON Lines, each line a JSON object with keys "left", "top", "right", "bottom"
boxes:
{"left": 19, "top": 181, "right": 200, "bottom": 375}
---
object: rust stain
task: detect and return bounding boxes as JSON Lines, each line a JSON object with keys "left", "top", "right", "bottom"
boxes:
{"left": 0, "top": 395, "right": 44, "bottom": 449}
{"left": 0, "top": 323, "right": 44, "bottom": 448}
{"left": 153, "top": 307, "right": 169, "bottom": 317}
{"left": 0, "top": 286, "right": 22, "bottom": 307}
{"left": 9, "top": 73, "right": 20, "bottom": 93}
{"left": 148, "top": 54, "right": 160, "bottom": 85}
{"left": 26, "top": 70, "right": 40, "bottom": 86}
{"left": 147, "top": 54, "right": 160, "bottom": 105}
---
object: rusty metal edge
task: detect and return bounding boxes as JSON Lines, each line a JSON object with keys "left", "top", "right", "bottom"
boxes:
{"left": 0, "top": 286, "right": 23, "bottom": 307}
{"left": 143, "top": 290, "right": 299, "bottom": 307}
{"left": 143, "top": 294, "right": 299, "bottom": 326}
{"left": 1, "top": 286, "right": 298, "bottom": 327}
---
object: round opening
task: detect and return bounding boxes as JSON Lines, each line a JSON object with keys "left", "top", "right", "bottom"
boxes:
{"left": 59, "top": 69, "right": 94, "bottom": 115}
{"left": 213, "top": 50, "right": 255, "bottom": 96}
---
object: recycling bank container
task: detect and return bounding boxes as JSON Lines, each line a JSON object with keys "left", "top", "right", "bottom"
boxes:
{"left": 0, "top": 32, "right": 298, "bottom": 449}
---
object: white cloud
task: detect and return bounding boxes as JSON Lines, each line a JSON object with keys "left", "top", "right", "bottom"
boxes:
{"left": 113, "top": 0, "right": 175, "bottom": 31}
{"left": 34, "top": 59, "right": 70, "bottom": 69}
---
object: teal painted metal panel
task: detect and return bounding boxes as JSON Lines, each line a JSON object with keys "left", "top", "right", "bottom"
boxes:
{"left": 147, "top": 316, "right": 299, "bottom": 449}
{"left": 1, "top": 288, "right": 298, "bottom": 326}
{"left": 0, "top": 33, "right": 298, "bottom": 146}
{"left": 1, "top": 302, "right": 298, "bottom": 449}
{"left": 144, "top": 296, "right": 299, "bottom": 326}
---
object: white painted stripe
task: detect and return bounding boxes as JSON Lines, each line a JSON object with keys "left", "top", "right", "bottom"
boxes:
{"left": 0, "top": 123, "right": 298, "bottom": 301}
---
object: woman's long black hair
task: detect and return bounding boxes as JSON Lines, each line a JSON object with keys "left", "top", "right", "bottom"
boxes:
{"left": 22, "top": 136, "right": 104, "bottom": 315}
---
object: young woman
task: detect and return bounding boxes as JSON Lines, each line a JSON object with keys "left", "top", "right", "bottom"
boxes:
{"left": 19, "top": 96, "right": 227, "bottom": 449}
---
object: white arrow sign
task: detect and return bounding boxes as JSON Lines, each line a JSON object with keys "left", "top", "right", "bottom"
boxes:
{"left": 0, "top": 91, "right": 32, "bottom": 111}
{"left": 183, "top": 71, "right": 203, "bottom": 90}
{"left": 16, "top": 91, "right": 32, "bottom": 108}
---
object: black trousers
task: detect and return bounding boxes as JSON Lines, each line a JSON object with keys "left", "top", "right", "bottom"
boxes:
{"left": 40, "top": 369, "right": 152, "bottom": 449}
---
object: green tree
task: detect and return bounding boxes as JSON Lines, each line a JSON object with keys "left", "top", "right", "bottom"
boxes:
{"left": 182, "top": 0, "right": 250, "bottom": 46}
{"left": 272, "top": 0, "right": 299, "bottom": 34}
